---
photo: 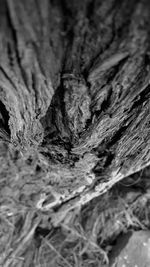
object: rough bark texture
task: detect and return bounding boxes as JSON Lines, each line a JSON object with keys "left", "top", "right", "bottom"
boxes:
{"left": 1, "top": 0, "right": 150, "bottom": 266}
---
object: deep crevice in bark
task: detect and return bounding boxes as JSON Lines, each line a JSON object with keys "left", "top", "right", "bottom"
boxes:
{"left": 0, "top": 100, "right": 10, "bottom": 135}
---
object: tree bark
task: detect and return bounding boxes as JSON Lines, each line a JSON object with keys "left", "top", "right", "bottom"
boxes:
{"left": 1, "top": 0, "right": 150, "bottom": 265}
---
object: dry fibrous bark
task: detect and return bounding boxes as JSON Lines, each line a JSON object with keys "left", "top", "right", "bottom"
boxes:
{"left": 0, "top": 0, "right": 150, "bottom": 234}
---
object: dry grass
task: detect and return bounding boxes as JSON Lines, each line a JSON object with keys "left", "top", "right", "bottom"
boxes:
{"left": 0, "top": 142, "right": 150, "bottom": 267}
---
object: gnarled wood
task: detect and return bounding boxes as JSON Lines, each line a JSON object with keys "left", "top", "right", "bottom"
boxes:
{"left": 0, "top": 0, "right": 150, "bottom": 252}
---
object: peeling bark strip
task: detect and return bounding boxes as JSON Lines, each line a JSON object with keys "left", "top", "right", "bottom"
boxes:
{"left": 0, "top": 0, "right": 150, "bottom": 221}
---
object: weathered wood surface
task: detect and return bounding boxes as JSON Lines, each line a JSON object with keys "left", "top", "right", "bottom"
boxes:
{"left": 0, "top": 0, "right": 150, "bottom": 223}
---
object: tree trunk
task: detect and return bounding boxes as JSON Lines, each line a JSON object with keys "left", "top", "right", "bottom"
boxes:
{"left": 0, "top": 0, "right": 150, "bottom": 266}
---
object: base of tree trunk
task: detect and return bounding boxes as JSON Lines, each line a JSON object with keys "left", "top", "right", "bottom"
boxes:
{"left": 0, "top": 0, "right": 150, "bottom": 266}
